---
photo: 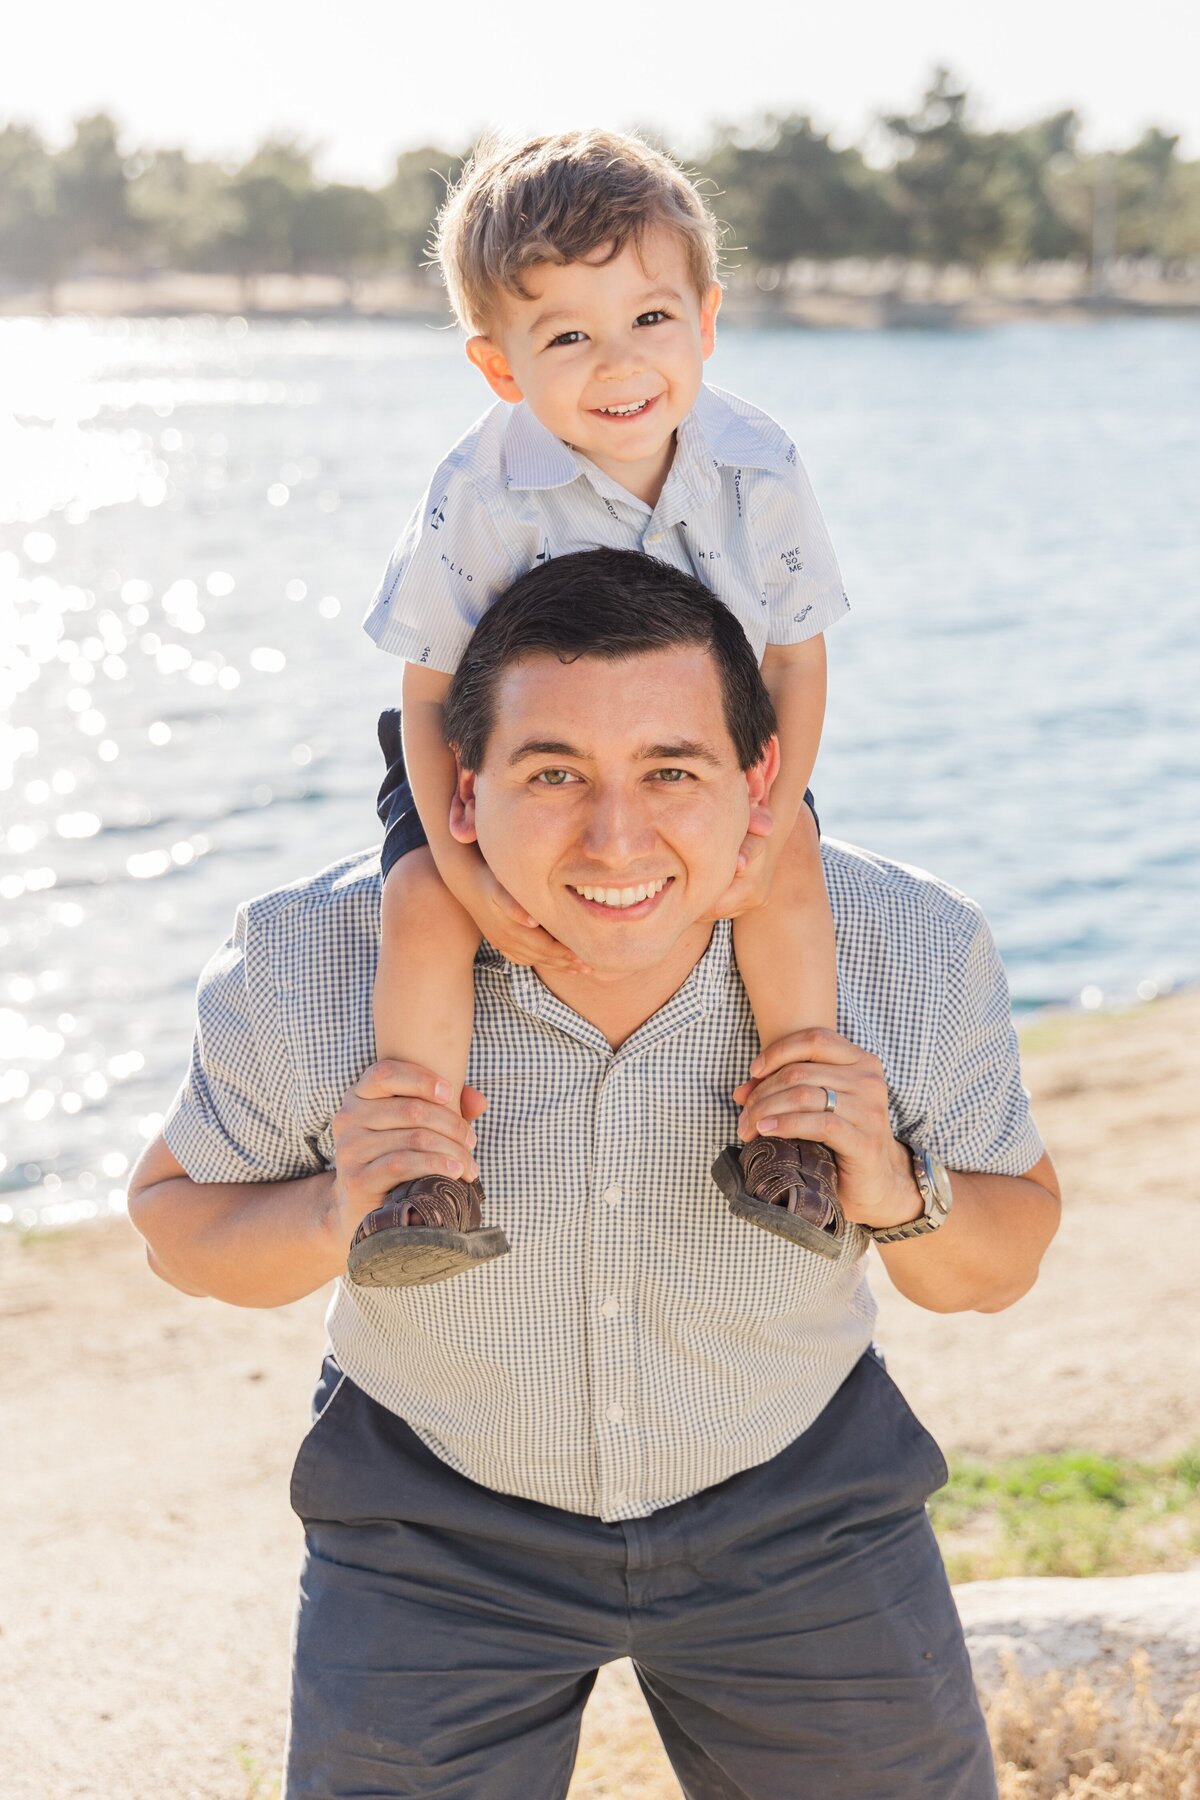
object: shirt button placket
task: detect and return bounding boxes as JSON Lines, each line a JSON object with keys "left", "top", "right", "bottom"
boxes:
{"left": 593, "top": 1061, "right": 635, "bottom": 1512}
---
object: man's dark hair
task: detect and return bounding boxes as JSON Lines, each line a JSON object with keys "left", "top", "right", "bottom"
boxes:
{"left": 444, "top": 549, "right": 777, "bottom": 771}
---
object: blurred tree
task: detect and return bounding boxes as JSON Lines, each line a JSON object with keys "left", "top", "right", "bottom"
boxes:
{"left": 881, "top": 70, "right": 1013, "bottom": 267}
{"left": 379, "top": 145, "right": 464, "bottom": 280}
{"left": 128, "top": 148, "right": 238, "bottom": 270}
{"left": 292, "top": 182, "right": 391, "bottom": 295}
{"left": 213, "top": 138, "right": 317, "bottom": 300}
{"left": 706, "top": 114, "right": 903, "bottom": 270}
{"left": 0, "top": 123, "right": 59, "bottom": 299}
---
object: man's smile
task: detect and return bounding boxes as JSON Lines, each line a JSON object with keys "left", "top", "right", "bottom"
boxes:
{"left": 567, "top": 875, "right": 675, "bottom": 915}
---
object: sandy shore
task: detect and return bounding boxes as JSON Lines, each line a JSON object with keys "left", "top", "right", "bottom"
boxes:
{"left": 3, "top": 992, "right": 1198, "bottom": 1799}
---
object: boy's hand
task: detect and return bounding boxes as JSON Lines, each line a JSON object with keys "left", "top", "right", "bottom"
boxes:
{"left": 701, "top": 798, "right": 779, "bottom": 921}
{"left": 454, "top": 862, "right": 591, "bottom": 974}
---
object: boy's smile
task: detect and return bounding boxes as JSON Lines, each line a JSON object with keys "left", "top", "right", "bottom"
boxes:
{"left": 466, "top": 228, "right": 721, "bottom": 509}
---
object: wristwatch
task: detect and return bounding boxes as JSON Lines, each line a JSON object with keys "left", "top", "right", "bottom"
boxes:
{"left": 867, "top": 1148, "right": 954, "bottom": 1243}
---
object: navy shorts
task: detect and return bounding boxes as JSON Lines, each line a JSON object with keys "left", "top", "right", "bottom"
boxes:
{"left": 375, "top": 707, "right": 820, "bottom": 881}
{"left": 284, "top": 1348, "right": 994, "bottom": 1798}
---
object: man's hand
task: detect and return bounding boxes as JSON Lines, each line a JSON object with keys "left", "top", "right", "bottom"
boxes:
{"left": 734, "top": 1027, "right": 922, "bottom": 1234}
{"left": 330, "top": 1061, "right": 487, "bottom": 1242}
{"left": 447, "top": 857, "right": 591, "bottom": 974}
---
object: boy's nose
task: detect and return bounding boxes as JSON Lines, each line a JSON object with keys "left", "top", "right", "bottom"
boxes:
{"left": 593, "top": 335, "right": 644, "bottom": 381}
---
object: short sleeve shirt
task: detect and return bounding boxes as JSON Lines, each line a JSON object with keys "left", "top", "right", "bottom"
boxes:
{"left": 362, "top": 384, "right": 850, "bottom": 672}
{"left": 164, "top": 840, "right": 1043, "bottom": 1524}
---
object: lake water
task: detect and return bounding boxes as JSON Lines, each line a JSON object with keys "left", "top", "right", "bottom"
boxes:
{"left": 2, "top": 315, "right": 1198, "bottom": 1228}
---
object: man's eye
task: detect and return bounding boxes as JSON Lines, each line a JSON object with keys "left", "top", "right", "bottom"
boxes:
{"left": 652, "top": 768, "right": 689, "bottom": 783}
{"left": 534, "top": 769, "right": 574, "bottom": 785}
{"left": 636, "top": 310, "right": 670, "bottom": 327}
{"left": 548, "top": 330, "right": 586, "bottom": 348}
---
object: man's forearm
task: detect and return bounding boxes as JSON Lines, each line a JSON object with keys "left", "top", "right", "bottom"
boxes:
{"left": 129, "top": 1154, "right": 345, "bottom": 1308}
{"left": 874, "top": 1158, "right": 1061, "bottom": 1314}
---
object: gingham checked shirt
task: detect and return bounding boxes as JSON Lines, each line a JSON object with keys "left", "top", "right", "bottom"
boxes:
{"left": 362, "top": 383, "right": 851, "bottom": 673}
{"left": 165, "top": 839, "right": 1042, "bottom": 1523}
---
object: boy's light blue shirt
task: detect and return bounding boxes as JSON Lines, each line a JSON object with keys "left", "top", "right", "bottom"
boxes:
{"left": 363, "top": 382, "right": 850, "bottom": 673}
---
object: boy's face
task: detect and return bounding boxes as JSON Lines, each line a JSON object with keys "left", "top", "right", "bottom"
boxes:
{"left": 466, "top": 228, "right": 721, "bottom": 506}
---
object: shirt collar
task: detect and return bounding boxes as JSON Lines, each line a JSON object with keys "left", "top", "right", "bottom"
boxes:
{"left": 686, "top": 383, "right": 794, "bottom": 475}
{"left": 496, "top": 921, "right": 735, "bottom": 1054}
{"left": 502, "top": 384, "right": 792, "bottom": 497}
{"left": 502, "top": 403, "right": 583, "bottom": 492}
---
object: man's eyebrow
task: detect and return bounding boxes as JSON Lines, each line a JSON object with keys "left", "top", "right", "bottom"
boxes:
{"left": 505, "top": 738, "right": 724, "bottom": 768}
{"left": 639, "top": 739, "right": 723, "bottom": 767}
{"left": 507, "top": 738, "right": 583, "bottom": 765}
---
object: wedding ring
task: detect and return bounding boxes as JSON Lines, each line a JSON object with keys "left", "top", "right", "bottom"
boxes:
{"left": 822, "top": 1087, "right": 838, "bottom": 1114}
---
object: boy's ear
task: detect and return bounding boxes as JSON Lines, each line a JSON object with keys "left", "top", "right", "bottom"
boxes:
{"left": 466, "top": 336, "right": 525, "bottom": 404}
{"left": 699, "top": 284, "right": 721, "bottom": 360}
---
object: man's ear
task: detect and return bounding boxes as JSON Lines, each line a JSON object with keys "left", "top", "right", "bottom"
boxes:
{"left": 448, "top": 761, "right": 479, "bottom": 843}
{"left": 699, "top": 284, "right": 722, "bottom": 361}
{"left": 745, "top": 736, "right": 781, "bottom": 820}
{"left": 466, "top": 336, "right": 524, "bottom": 404}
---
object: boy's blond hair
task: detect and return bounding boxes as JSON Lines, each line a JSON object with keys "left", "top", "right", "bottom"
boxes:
{"left": 434, "top": 130, "right": 721, "bottom": 336}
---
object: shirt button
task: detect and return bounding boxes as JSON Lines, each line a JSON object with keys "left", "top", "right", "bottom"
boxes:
{"left": 605, "top": 1402, "right": 625, "bottom": 1424}
{"left": 602, "top": 1184, "right": 621, "bottom": 1207}
{"left": 611, "top": 1491, "right": 628, "bottom": 1508}
{"left": 601, "top": 1298, "right": 619, "bottom": 1319}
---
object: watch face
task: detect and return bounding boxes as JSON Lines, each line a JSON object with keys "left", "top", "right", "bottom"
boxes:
{"left": 927, "top": 1155, "right": 953, "bottom": 1216}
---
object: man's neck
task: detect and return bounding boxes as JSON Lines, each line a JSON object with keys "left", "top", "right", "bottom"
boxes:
{"left": 532, "top": 921, "right": 716, "bottom": 1049}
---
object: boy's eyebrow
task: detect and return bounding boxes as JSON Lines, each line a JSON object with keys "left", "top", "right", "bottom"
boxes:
{"left": 506, "top": 737, "right": 723, "bottom": 768}
{"left": 525, "top": 287, "right": 688, "bottom": 338}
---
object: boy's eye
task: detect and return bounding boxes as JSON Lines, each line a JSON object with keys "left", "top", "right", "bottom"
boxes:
{"left": 547, "top": 330, "right": 586, "bottom": 348}
{"left": 636, "top": 310, "right": 670, "bottom": 327}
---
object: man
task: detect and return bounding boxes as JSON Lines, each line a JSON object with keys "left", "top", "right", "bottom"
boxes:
{"left": 129, "top": 548, "right": 1059, "bottom": 1800}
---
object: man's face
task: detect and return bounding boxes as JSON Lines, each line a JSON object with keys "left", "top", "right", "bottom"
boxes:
{"left": 466, "top": 228, "right": 720, "bottom": 505}
{"left": 452, "top": 645, "right": 774, "bottom": 981}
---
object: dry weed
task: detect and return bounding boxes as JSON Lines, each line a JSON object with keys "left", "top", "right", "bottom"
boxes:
{"left": 565, "top": 1653, "right": 1200, "bottom": 1800}
{"left": 990, "top": 1650, "right": 1200, "bottom": 1799}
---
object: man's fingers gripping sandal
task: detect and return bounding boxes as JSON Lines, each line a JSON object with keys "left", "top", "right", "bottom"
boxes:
{"left": 712, "top": 1138, "right": 845, "bottom": 1260}
{"left": 347, "top": 1177, "right": 510, "bottom": 1288}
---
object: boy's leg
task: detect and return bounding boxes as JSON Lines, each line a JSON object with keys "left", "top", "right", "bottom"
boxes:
{"left": 628, "top": 1353, "right": 997, "bottom": 1800}
{"left": 351, "top": 714, "right": 505, "bottom": 1288}
{"left": 284, "top": 1363, "right": 627, "bottom": 1800}
{"left": 720, "top": 799, "right": 843, "bottom": 1253}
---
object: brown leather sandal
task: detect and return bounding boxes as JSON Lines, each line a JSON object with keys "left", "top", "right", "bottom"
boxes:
{"left": 346, "top": 1177, "right": 510, "bottom": 1288}
{"left": 712, "top": 1138, "right": 845, "bottom": 1260}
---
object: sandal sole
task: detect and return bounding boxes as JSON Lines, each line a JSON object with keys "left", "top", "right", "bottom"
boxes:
{"left": 347, "top": 1225, "right": 510, "bottom": 1289}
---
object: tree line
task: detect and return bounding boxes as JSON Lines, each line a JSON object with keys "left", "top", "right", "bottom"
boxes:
{"left": 2, "top": 72, "right": 1197, "bottom": 307}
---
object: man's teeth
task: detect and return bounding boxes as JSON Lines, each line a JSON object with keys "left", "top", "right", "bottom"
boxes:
{"left": 574, "top": 877, "right": 668, "bottom": 908}
{"left": 598, "top": 400, "right": 650, "bottom": 415}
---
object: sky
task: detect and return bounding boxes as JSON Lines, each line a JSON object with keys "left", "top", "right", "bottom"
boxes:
{"left": 6, "top": 0, "right": 1198, "bottom": 178}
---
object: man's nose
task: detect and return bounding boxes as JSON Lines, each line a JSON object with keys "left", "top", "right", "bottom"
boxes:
{"left": 581, "top": 786, "right": 655, "bottom": 863}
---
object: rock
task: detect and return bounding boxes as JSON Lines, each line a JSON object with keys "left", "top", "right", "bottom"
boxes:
{"left": 955, "top": 1570, "right": 1200, "bottom": 1706}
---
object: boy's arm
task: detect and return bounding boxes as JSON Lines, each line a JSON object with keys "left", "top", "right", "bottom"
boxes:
{"left": 758, "top": 636, "right": 826, "bottom": 840}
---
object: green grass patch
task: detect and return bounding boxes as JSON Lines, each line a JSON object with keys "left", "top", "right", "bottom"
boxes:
{"left": 930, "top": 1447, "right": 1200, "bottom": 1582}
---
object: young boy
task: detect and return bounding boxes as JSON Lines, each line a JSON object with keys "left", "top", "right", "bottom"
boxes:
{"left": 350, "top": 130, "right": 851, "bottom": 1289}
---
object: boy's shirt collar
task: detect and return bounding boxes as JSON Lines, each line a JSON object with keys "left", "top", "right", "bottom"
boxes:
{"left": 501, "top": 384, "right": 793, "bottom": 510}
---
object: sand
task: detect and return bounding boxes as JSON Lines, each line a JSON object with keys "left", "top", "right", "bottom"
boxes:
{"left": 3, "top": 992, "right": 1198, "bottom": 1799}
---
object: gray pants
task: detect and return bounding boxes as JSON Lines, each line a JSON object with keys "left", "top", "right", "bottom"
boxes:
{"left": 284, "top": 1351, "right": 996, "bottom": 1799}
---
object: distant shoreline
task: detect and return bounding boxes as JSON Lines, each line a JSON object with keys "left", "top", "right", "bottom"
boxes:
{"left": 4, "top": 268, "right": 1200, "bottom": 329}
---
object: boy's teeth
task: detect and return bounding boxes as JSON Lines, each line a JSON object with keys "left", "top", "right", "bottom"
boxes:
{"left": 598, "top": 400, "right": 648, "bottom": 415}
{"left": 575, "top": 877, "right": 667, "bottom": 908}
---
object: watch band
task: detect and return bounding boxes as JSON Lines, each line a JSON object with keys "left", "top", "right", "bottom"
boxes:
{"left": 866, "top": 1148, "right": 953, "bottom": 1244}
